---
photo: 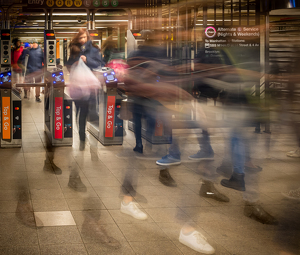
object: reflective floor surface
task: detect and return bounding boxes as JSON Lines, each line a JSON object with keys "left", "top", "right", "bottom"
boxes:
{"left": 0, "top": 91, "right": 299, "bottom": 255}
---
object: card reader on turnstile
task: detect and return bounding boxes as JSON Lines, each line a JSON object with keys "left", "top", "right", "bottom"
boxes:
{"left": 87, "top": 67, "right": 123, "bottom": 145}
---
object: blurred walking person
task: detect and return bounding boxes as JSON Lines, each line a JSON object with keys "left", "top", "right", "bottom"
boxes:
{"left": 66, "top": 28, "right": 105, "bottom": 150}
{"left": 18, "top": 39, "right": 43, "bottom": 102}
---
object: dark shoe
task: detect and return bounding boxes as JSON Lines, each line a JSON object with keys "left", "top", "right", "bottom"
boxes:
{"left": 244, "top": 202, "right": 278, "bottom": 225}
{"left": 133, "top": 144, "right": 143, "bottom": 154}
{"left": 221, "top": 172, "right": 245, "bottom": 191}
{"left": 216, "top": 164, "right": 233, "bottom": 179}
{"left": 68, "top": 176, "right": 87, "bottom": 192}
{"left": 52, "top": 163, "right": 62, "bottom": 175}
{"left": 199, "top": 180, "right": 230, "bottom": 202}
{"left": 43, "top": 160, "right": 62, "bottom": 175}
{"left": 36, "top": 97, "right": 41, "bottom": 102}
{"left": 159, "top": 169, "right": 177, "bottom": 187}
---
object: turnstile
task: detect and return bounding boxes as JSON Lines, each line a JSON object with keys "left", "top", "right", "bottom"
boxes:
{"left": 44, "top": 70, "right": 73, "bottom": 146}
{"left": 43, "top": 30, "right": 72, "bottom": 146}
{"left": 128, "top": 117, "right": 172, "bottom": 144}
{"left": 0, "top": 83, "right": 22, "bottom": 148}
{"left": 0, "top": 28, "right": 22, "bottom": 148}
{"left": 87, "top": 67, "right": 123, "bottom": 145}
{"left": 0, "top": 71, "right": 22, "bottom": 148}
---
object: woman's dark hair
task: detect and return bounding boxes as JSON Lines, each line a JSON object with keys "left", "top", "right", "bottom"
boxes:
{"left": 69, "top": 28, "right": 91, "bottom": 56}
{"left": 12, "top": 38, "right": 20, "bottom": 47}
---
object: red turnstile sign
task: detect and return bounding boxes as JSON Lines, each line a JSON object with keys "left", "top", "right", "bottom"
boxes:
{"left": 154, "top": 119, "right": 163, "bottom": 136}
{"left": 54, "top": 97, "right": 63, "bottom": 139}
{"left": 2, "top": 97, "right": 10, "bottom": 140}
{"left": 105, "top": 96, "right": 115, "bottom": 138}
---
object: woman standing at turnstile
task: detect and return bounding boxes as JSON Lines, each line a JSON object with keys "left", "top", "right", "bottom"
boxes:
{"left": 66, "top": 28, "right": 105, "bottom": 150}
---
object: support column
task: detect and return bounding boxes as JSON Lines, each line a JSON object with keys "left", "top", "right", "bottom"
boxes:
{"left": 44, "top": 9, "right": 48, "bottom": 30}
{"left": 264, "top": 13, "right": 271, "bottom": 134}
{"left": 48, "top": 9, "right": 53, "bottom": 30}
{"left": 87, "top": 9, "right": 90, "bottom": 30}
{"left": 91, "top": 11, "right": 95, "bottom": 30}
{"left": 254, "top": 0, "right": 261, "bottom": 133}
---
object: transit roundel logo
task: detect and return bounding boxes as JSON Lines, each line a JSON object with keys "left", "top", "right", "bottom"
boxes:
{"left": 205, "top": 26, "right": 216, "bottom": 38}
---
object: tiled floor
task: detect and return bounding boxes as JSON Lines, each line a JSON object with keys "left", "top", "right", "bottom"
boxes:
{"left": 0, "top": 91, "right": 299, "bottom": 254}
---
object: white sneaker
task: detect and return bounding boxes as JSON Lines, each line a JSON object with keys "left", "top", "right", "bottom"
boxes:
{"left": 179, "top": 229, "right": 215, "bottom": 254}
{"left": 120, "top": 201, "right": 148, "bottom": 220}
{"left": 286, "top": 148, "right": 300, "bottom": 158}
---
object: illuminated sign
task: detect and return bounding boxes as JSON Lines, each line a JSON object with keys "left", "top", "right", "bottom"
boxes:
{"left": 133, "top": 33, "right": 141, "bottom": 37}
{"left": 1, "top": 33, "right": 10, "bottom": 36}
{"left": 2, "top": 97, "right": 10, "bottom": 140}
{"left": 74, "top": 0, "right": 82, "bottom": 6}
{"left": 46, "top": 0, "right": 55, "bottom": 7}
{"left": 56, "top": 0, "right": 64, "bottom": 7}
{"left": 93, "top": 0, "right": 100, "bottom": 7}
{"left": 24, "top": 0, "right": 158, "bottom": 8}
{"left": 65, "top": 0, "right": 73, "bottom": 7}
{"left": 105, "top": 96, "right": 115, "bottom": 137}
{"left": 54, "top": 97, "right": 63, "bottom": 139}
{"left": 111, "top": 0, "right": 118, "bottom": 7}
{"left": 203, "top": 26, "right": 260, "bottom": 71}
{"left": 90, "top": 33, "right": 99, "bottom": 37}
{"left": 205, "top": 27, "right": 216, "bottom": 38}
{"left": 102, "top": 0, "right": 109, "bottom": 7}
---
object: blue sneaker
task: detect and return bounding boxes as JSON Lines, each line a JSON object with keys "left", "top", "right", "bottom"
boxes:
{"left": 188, "top": 150, "right": 214, "bottom": 161}
{"left": 156, "top": 154, "right": 181, "bottom": 166}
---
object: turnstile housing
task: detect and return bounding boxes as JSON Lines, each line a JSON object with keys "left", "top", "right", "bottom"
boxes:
{"left": 87, "top": 87, "right": 123, "bottom": 145}
{"left": 0, "top": 89, "right": 22, "bottom": 148}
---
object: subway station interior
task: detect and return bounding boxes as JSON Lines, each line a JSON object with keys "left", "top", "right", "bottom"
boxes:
{"left": 0, "top": 0, "right": 300, "bottom": 254}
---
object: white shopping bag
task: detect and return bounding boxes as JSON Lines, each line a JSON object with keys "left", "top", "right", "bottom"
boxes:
{"left": 68, "top": 58, "right": 101, "bottom": 100}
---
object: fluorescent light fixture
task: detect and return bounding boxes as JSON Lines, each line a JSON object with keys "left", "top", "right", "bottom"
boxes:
{"left": 55, "top": 32, "right": 77, "bottom": 34}
{"left": 95, "top": 20, "right": 127, "bottom": 22}
{"left": 53, "top": 13, "right": 89, "bottom": 16}
{"left": 198, "top": 19, "right": 239, "bottom": 22}
{"left": 54, "top": 27, "right": 87, "bottom": 29}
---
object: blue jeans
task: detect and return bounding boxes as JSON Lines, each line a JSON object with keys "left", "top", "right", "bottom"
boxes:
{"left": 230, "top": 130, "right": 245, "bottom": 174}
{"left": 168, "top": 130, "right": 213, "bottom": 160}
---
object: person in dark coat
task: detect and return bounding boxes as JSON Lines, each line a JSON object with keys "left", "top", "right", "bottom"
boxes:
{"left": 66, "top": 28, "right": 105, "bottom": 150}
{"left": 18, "top": 39, "right": 43, "bottom": 101}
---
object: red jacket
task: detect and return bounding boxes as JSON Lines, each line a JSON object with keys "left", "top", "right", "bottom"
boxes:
{"left": 11, "top": 46, "right": 24, "bottom": 73}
